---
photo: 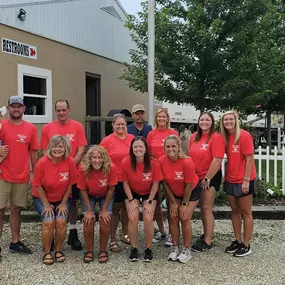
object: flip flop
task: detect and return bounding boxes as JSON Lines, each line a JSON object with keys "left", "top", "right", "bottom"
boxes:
{"left": 54, "top": 251, "right": 65, "bottom": 263}
{"left": 109, "top": 241, "right": 122, "bottom": 253}
{"left": 42, "top": 252, "right": 54, "bottom": 265}
{"left": 120, "top": 235, "right": 131, "bottom": 245}
{"left": 98, "top": 251, "right": 108, "bottom": 263}
{"left": 83, "top": 251, "right": 94, "bottom": 263}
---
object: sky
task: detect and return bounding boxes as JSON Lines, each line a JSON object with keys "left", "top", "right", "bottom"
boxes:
{"left": 119, "top": 0, "right": 143, "bottom": 15}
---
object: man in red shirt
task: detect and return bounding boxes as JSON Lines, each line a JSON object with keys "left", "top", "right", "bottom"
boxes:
{"left": 40, "top": 100, "right": 87, "bottom": 250}
{"left": 0, "top": 96, "right": 38, "bottom": 255}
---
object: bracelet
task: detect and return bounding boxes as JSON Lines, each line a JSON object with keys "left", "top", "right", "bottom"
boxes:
{"left": 129, "top": 198, "right": 134, "bottom": 202}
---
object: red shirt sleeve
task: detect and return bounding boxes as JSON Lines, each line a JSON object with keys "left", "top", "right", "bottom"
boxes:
{"left": 120, "top": 158, "right": 128, "bottom": 182}
{"left": 211, "top": 133, "right": 225, "bottom": 158}
{"left": 188, "top": 133, "right": 195, "bottom": 150}
{"left": 30, "top": 126, "right": 39, "bottom": 150}
{"left": 40, "top": 125, "right": 49, "bottom": 150}
{"left": 108, "top": 164, "right": 118, "bottom": 186}
{"left": 100, "top": 137, "right": 108, "bottom": 149}
{"left": 241, "top": 131, "right": 254, "bottom": 156}
{"left": 152, "top": 159, "right": 163, "bottom": 182}
{"left": 146, "top": 131, "right": 153, "bottom": 151}
{"left": 32, "top": 159, "right": 44, "bottom": 187}
{"left": 76, "top": 123, "right": 87, "bottom": 147}
{"left": 69, "top": 158, "right": 77, "bottom": 185}
{"left": 77, "top": 168, "right": 87, "bottom": 190}
{"left": 183, "top": 158, "right": 196, "bottom": 184}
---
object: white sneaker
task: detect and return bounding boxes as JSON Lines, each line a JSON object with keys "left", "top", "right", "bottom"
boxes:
{"left": 177, "top": 247, "right": 192, "bottom": 263}
{"left": 152, "top": 231, "right": 162, "bottom": 243}
{"left": 165, "top": 234, "right": 173, "bottom": 246}
{"left": 167, "top": 246, "right": 179, "bottom": 261}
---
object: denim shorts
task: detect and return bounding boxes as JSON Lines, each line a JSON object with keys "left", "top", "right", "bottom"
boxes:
{"left": 33, "top": 197, "right": 71, "bottom": 222}
{"left": 174, "top": 183, "right": 202, "bottom": 202}
{"left": 81, "top": 194, "right": 115, "bottom": 213}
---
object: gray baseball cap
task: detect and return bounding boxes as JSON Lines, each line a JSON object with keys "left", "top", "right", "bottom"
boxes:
{"left": 8, "top": 96, "right": 24, "bottom": 106}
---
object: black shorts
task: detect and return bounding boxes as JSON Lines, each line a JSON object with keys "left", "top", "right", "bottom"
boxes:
{"left": 130, "top": 191, "right": 158, "bottom": 203}
{"left": 224, "top": 180, "right": 255, "bottom": 198}
{"left": 174, "top": 183, "right": 202, "bottom": 202}
{"left": 114, "top": 182, "right": 127, "bottom": 203}
{"left": 72, "top": 184, "right": 81, "bottom": 200}
{"left": 209, "top": 170, "right": 222, "bottom": 192}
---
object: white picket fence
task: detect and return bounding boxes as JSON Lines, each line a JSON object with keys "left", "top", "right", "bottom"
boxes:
{"left": 221, "top": 146, "right": 285, "bottom": 195}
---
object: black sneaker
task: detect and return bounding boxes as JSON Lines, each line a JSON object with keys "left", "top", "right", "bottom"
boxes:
{"left": 225, "top": 240, "right": 241, "bottom": 254}
{"left": 68, "top": 229, "right": 83, "bottom": 251}
{"left": 194, "top": 233, "right": 204, "bottom": 244}
{"left": 191, "top": 240, "right": 213, "bottom": 252}
{"left": 233, "top": 243, "right": 252, "bottom": 257}
{"left": 129, "top": 248, "right": 139, "bottom": 262}
{"left": 9, "top": 241, "right": 32, "bottom": 254}
{"left": 144, "top": 248, "right": 153, "bottom": 262}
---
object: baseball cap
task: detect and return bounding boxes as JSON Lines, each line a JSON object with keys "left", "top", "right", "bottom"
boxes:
{"left": 132, "top": 104, "right": 145, "bottom": 113}
{"left": 8, "top": 96, "right": 24, "bottom": 106}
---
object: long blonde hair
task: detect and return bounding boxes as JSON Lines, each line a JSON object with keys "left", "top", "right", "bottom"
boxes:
{"left": 220, "top": 110, "right": 241, "bottom": 146}
{"left": 153, "top": 108, "right": 171, "bottom": 129}
{"left": 164, "top": 135, "right": 187, "bottom": 159}
{"left": 80, "top": 145, "right": 111, "bottom": 177}
{"left": 46, "top": 135, "right": 71, "bottom": 159}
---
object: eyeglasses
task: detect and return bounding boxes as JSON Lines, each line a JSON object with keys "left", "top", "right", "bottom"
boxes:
{"left": 113, "top": 113, "right": 126, "bottom": 118}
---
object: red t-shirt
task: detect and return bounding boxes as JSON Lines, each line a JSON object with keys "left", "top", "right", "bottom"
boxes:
{"left": 0, "top": 119, "right": 38, "bottom": 183}
{"left": 32, "top": 156, "right": 77, "bottom": 202}
{"left": 40, "top": 119, "right": 87, "bottom": 158}
{"left": 100, "top": 133, "right": 134, "bottom": 181}
{"left": 146, "top": 129, "right": 179, "bottom": 159}
{"left": 225, "top": 130, "right": 256, "bottom": 183}
{"left": 77, "top": 164, "right": 117, "bottom": 198}
{"left": 188, "top": 132, "right": 225, "bottom": 179}
{"left": 120, "top": 156, "right": 163, "bottom": 195}
{"left": 159, "top": 155, "right": 199, "bottom": 197}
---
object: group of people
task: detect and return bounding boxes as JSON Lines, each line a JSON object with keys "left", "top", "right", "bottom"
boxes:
{"left": 0, "top": 96, "right": 256, "bottom": 265}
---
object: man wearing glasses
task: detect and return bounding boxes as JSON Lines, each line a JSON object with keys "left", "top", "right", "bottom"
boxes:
{"left": 127, "top": 104, "right": 152, "bottom": 139}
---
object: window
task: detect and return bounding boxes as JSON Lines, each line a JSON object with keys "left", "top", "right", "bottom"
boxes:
{"left": 18, "top": 64, "right": 52, "bottom": 123}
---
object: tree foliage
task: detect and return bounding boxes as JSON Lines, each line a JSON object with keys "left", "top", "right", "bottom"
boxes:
{"left": 121, "top": 0, "right": 285, "bottom": 116}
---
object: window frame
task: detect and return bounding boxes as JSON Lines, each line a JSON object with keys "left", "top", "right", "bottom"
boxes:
{"left": 18, "top": 64, "right": 52, "bottom": 123}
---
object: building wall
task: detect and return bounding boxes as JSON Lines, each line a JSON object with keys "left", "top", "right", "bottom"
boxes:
{"left": 0, "top": 24, "right": 147, "bottom": 136}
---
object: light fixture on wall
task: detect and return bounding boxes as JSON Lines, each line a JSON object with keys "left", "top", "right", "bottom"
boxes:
{"left": 18, "top": 8, "right": 27, "bottom": 21}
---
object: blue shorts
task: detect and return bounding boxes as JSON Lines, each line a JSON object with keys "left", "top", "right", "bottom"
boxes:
{"left": 33, "top": 197, "right": 71, "bottom": 222}
{"left": 81, "top": 194, "right": 114, "bottom": 213}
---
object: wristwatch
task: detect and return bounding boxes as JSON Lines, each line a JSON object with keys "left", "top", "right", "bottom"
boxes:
{"left": 204, "top": 177, "right": 210, "bottom": 182}
{"left": 147, "top": 199, "right": 152, "bottom": 204}
{"left": 244, "top": 177, "right": 250, "bottom": 181}
{"left": 182, "top": 201, "right": 188, "bottom": 206}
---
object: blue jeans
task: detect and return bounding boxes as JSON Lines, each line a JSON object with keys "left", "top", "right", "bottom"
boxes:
{"left": 81, "top": 194, "right": 114, "bottom": 213}
{"left": 33, "top": 197, "right": 71, "bottom": 222}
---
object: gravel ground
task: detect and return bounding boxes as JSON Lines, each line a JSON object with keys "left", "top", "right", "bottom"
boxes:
{"left": 1, "top": 219, "right": 285, "bottom": 285}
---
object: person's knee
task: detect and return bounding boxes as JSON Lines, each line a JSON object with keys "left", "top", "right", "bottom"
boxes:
{"left": 43, "top": 220, "right": 55, "bottom": 231}
{"left": 55, "top": 219, "right": 67, "bottom": 230}
{"left": 84, "top": 220, "right": 95, "bottom": 231}
{"left": 128, "top": 212, "right": 139, "bottom": 223}
{"left": 100, "top": 218, "right": 110, "bottom": 231}
{"left": 241, "top": 209, "right": 253, "bottom": 220}
{"left": 10, "top": 205, "right": 21, "bottom": 214}
{"left": 231, "top": 206, "right": 241, "bottom": 215}
{"left": 143, "top": 214, "right": 154, "bottom": 225}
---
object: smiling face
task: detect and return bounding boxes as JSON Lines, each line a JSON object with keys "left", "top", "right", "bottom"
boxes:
{"left": 156, "top": 111, "right": 168, "bottom": 128}
{"left": 199, "top": 114, "right": 213, "bottom": 133}
{"left": 50, "top": 141, "right": 65, "bottom": 159}
{"left": 112, "top": 117, "right": 126, "bottom": 135}
{"left": 164, "top": 138, "right": 179, "bottom": 159}
{"left": 132, "top": 139, "right": 146, "bottom": 158}
{"left": 132, "top": 111, "right": 145, "bottom": 124}
{"left": 55, "top": 101, "right": 70, "bottom": 123}
{"left": 91, "top": 150, "right": 103, "bottom": 170}
{"left": 7, "top": 103, "right": 26, "bottom": 120}
{"left": 223, "top": 114, "right": 236, "bottom": 132}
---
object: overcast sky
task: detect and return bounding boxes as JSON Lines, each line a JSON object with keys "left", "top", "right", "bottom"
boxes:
{"left": 119, "top": 0, "right": 143, "bottom": 15}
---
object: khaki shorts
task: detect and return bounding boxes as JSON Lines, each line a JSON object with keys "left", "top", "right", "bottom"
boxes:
{"left": 0, "top": 180, "right": 29, "bottom": 209}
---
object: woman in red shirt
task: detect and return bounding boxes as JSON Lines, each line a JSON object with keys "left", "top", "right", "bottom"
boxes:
{"left": 147, "top": 108, "right": 178, "bottom": 245}
{"left": 77, "top": 145, "right": 117, "bottom": 263}
{"left": 32, "top": 135, "right": 77, "bottom": 265}
{"left": 221, "top": 110, "right": 256, "bottom": 257}
{"left": 160, "top": 135, "right": 201, "bottom": 263}
{"left": 188, "top": 112, "right": 225, "bottom": 252}
{"left": 100, "top": 114, "right": 134, "bottom": 252}
{"left": 121, "top": 136, "right": 163, "bottom": 262}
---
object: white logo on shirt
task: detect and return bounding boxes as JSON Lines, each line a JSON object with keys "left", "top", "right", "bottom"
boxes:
{"left": 99, "top": 179, "right": 108, "bottom": 187}
{"left": 174, "top": 171, "right": 184, "bottom": 180}
{"left": 232, "top": 145, "right": 239, "bottom": 153}
{"left": 200, "top": 143, "right": 208, "bottom": 151}
{"left": 161, "top": 139, "right": 165, "bottom": 146}
{"left": 17, "top": 134, "right": 27, "bottom": 143}
{"left": 142, "top": 173, "right": 152, "bottom": 181}
{"left": 66, "top": 134, "right": 75, "bottom": 142}
{"left": 60, "top": 172, "right": 69, "bottom": 182}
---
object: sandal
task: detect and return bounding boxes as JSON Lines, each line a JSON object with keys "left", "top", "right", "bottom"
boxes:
{"left": 120, "top": 235, "right": 131, "bottom": 245}
{"left": 109, "top": 241, "right": 122, "bottom": 253}
{"left": 54, "top": 251, "right": 65, "bottom": 263}
{"left": 98, "top": 251, "right": 108, "bottom": 263}
{"left": 83, "top": 251, "right": 94, "bottom": 263}
{"left": 42, "top": 252, "right": 54, "bottom": 265}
